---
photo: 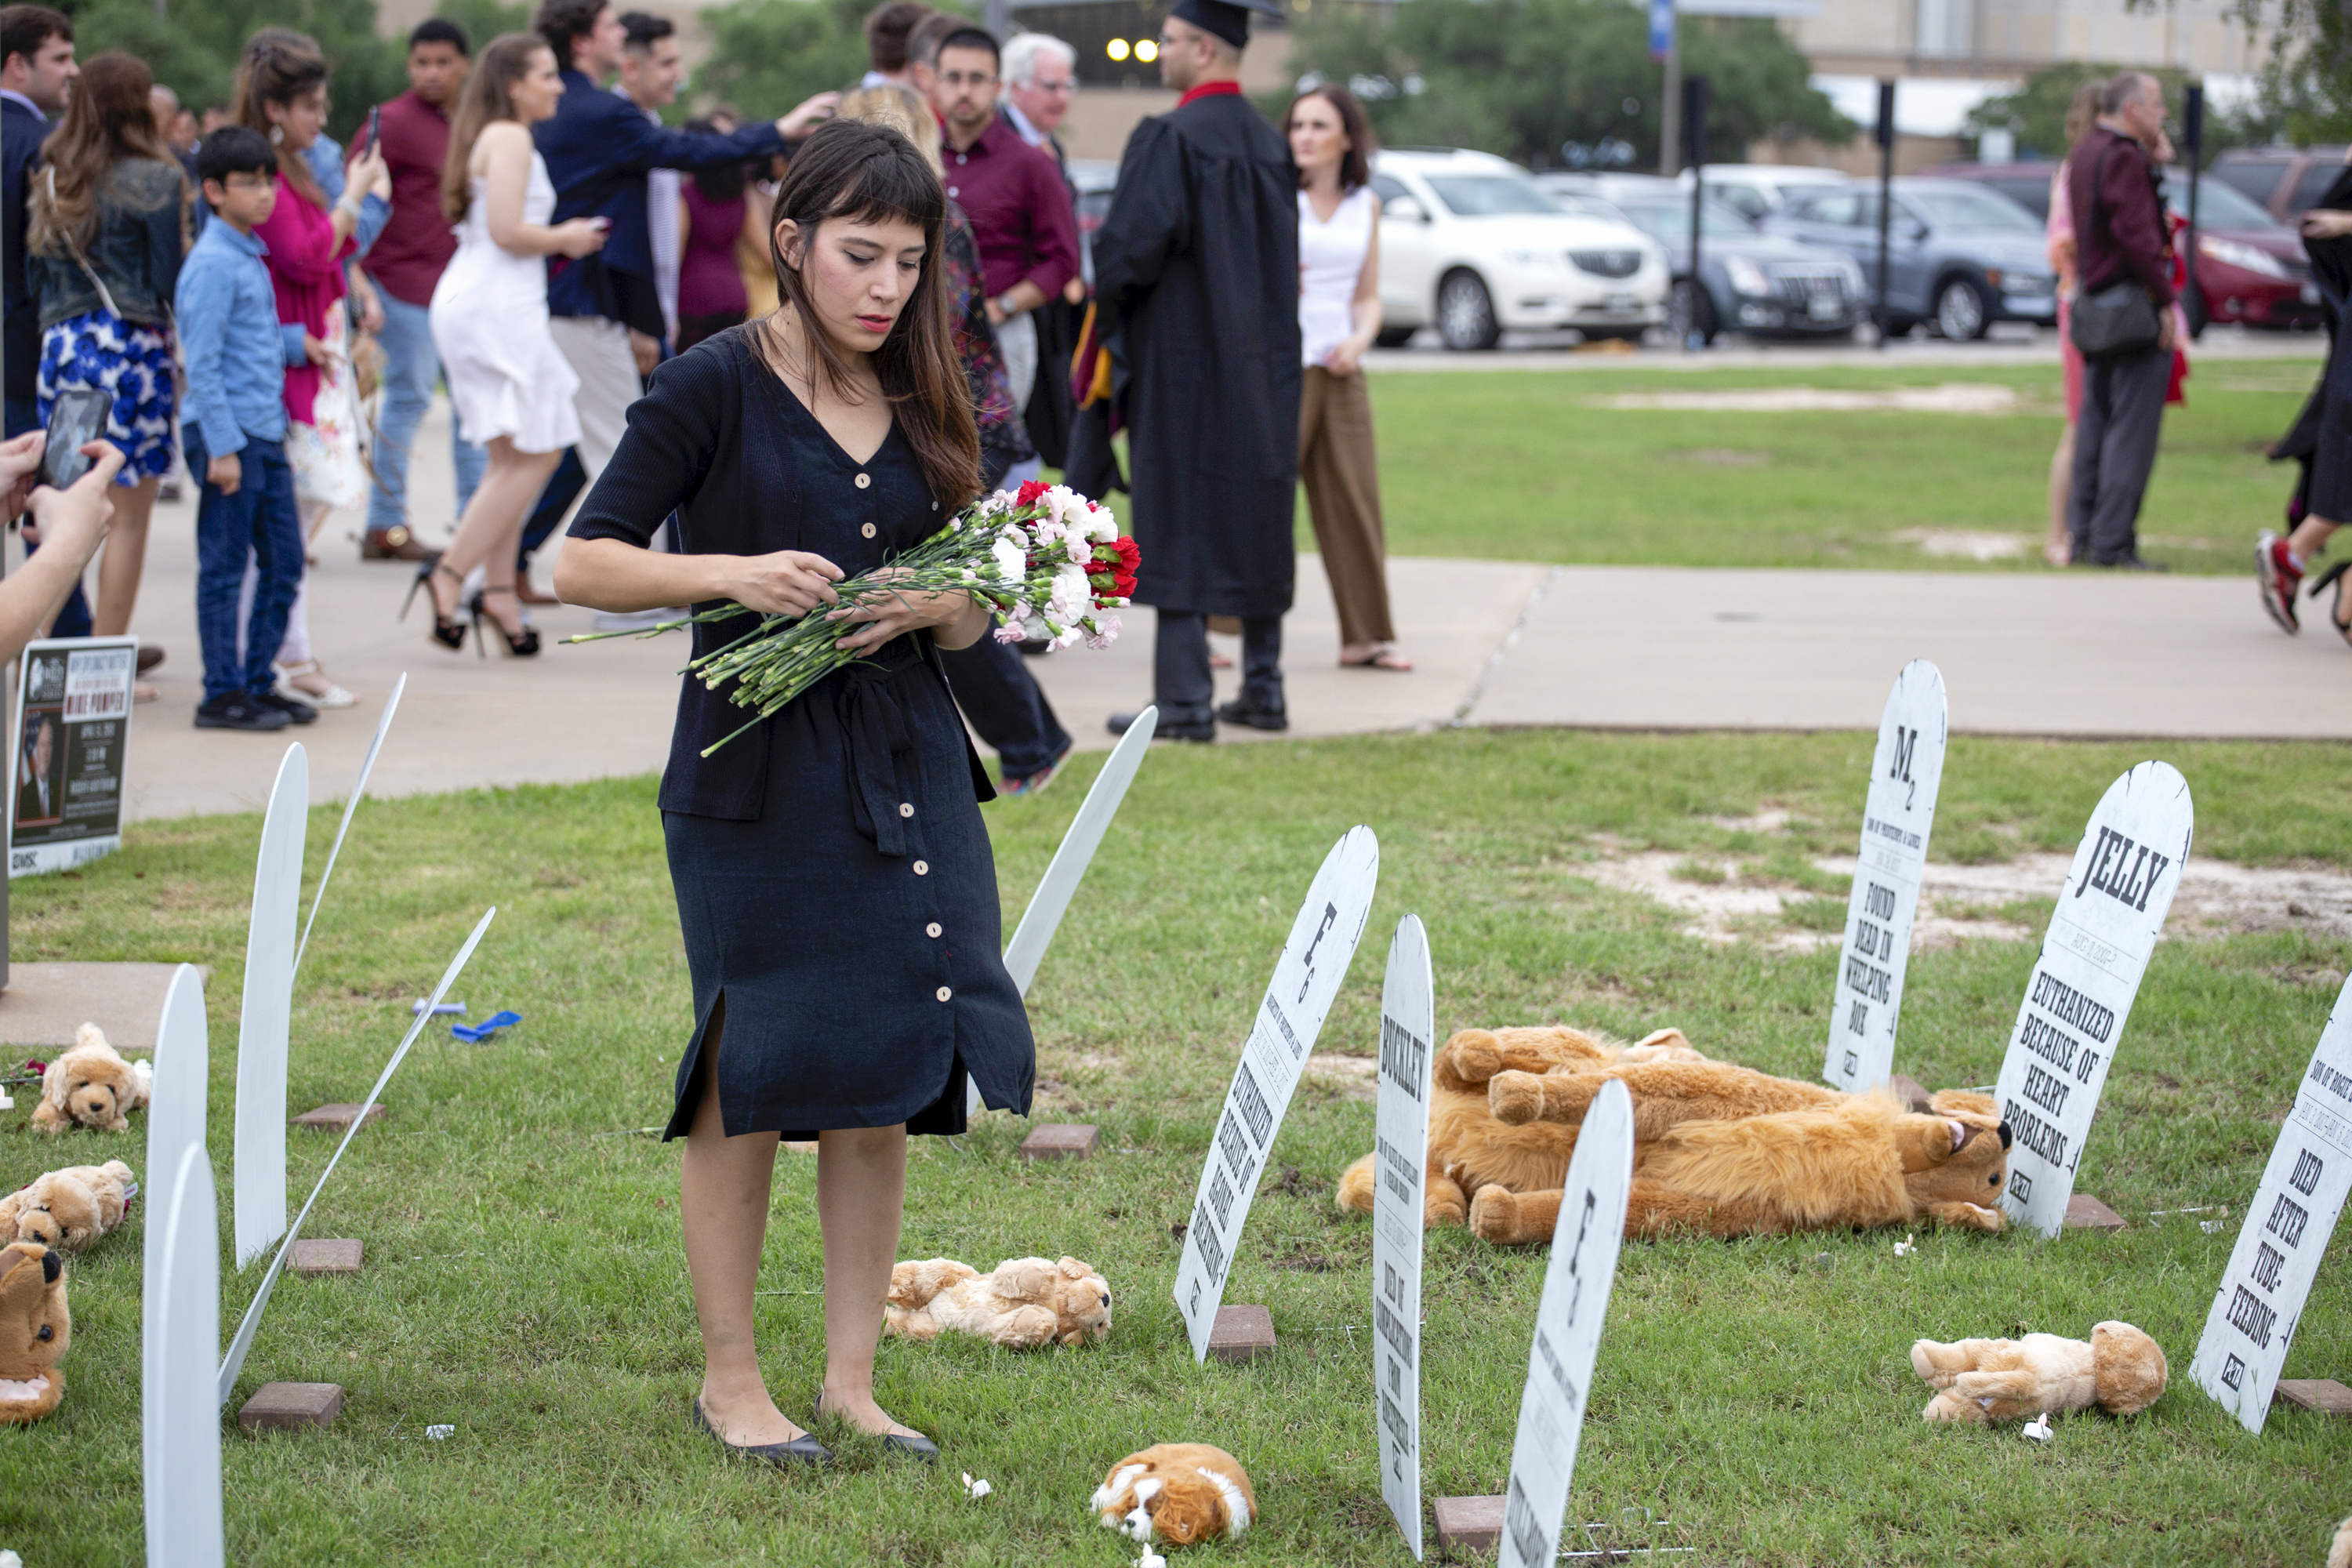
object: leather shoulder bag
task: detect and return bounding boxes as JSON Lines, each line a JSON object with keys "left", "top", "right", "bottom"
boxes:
{"left": 2068, "top": 139, "right": 2165, "bottom": 359}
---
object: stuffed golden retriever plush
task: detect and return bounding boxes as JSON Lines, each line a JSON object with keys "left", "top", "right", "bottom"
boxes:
{"left": 1091, "top": 1443, "right": 1256, "bottom": 1547}
{"left": 1334, "top": 1025, "right": 1706, "bottom": 1229}
{"left": 0, "top": 1241, "right": 69, "bottom": 1423}
{"left": 1911, "top": 1320, "right": 2169, "bottom": 1425}
{"left": 884, "top": 1255, "right": 1112, "bottom": 1349}
{"left": 1469, "top": 1090, "right": 2012, "bottom": 1244}
{"left": 31, "top": 1025, "right": 151, "bottom": 1134}
{"left": 0, "top": 1160, "right": 135, "bottom": 1250}
{"left": 1486, "top": 1056, "right": 1844, "bottom": 1140}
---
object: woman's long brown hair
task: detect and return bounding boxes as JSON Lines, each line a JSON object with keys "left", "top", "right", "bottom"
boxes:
{"left": 229, "top": 28, "right": 330, "bottom": 211}
{"left": 760, "top": 118, "right": 980, "bottom": 512}
{"left": 443, "top": 34, "right": 552, "bottom": 223}
{"left": 27, "top": 52, "right": 185, "bottom": 259}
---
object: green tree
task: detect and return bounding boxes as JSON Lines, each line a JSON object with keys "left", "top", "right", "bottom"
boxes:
{"left": 1962, "top": 60, "right": 2278, "bottom": 164}
{"left": 1279, "top": 0, "right": 1849, "bottom": 170}
{"left": 65, "top": 0, "right": 405, "bottom": 140}
{"left": 689, "top": 0, "right": 970, "bottom": 120}
{"left": 2220, "top": 0, "right": 2352, "bottom": 145}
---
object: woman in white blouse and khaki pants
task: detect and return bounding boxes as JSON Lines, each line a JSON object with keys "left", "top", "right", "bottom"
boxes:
{"left": 1287, "top": 85, "right": 1410, "bottom": 672}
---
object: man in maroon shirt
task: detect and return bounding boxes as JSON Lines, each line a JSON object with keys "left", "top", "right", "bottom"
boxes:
{"left": 2065, "top": 70, "right": 2176, "bottom": 571}
{"left": 931, "top": 25, "right": 1078, "bottom": 486}
{"left": 358, "top": 20, "right": 486, "bottom": 561}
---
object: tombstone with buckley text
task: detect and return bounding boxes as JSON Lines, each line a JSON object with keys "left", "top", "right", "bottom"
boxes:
{"left": 1823, "top": 659, "right": 1946, "bottom": 1094}
{"left": 1371, "top": 914, "right": 1433, "bottom": 1559}
{"left": 1174, "top": 826, "right": 1380, "bottom": 1363}
{"left": 2189, "top": 970, "right": 2352, "bottom": 1432}
{"left": 1993, "top": 762, "right": 2192, "bottom": 1238}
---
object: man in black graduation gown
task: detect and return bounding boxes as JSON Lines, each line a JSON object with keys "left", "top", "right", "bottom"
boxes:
{"left": 1097, "top": 0, "right": 1300, "bottom": 743}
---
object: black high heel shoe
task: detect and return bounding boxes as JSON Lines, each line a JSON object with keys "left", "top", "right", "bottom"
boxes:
{"left": 469, "top": 585, "right": 542, "bottom": 659}
{"left": 400, "top": 557, "right": 467, "bottom": 652}
{"left": 811, "top": 1387, "right": 938, "bottom": 1461}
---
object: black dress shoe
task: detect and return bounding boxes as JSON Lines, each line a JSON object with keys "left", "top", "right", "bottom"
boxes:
{"left": 1214, "top": 693, "right": 1289, "bottom": 731}
{"left": 252, "top": 690, "right": 318, "bottom": 724}
{"left": 1109, "top": 710, "right": 1214, "bottom": 742}
{"left": 690, "top": 1399, "right": 833, "bottom": 1467}
{"left": 194, "top": 693, "right": 290, "bottom": 731}
{"left": 812, "top": 1388, "right": 938, "bottom": 1462}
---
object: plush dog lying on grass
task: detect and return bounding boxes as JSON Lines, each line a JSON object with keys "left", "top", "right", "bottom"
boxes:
{"left": 1338, "top": 1023, "right": 2012, "bottom": 1244}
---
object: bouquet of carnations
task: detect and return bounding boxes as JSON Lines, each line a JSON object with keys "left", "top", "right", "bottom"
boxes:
{"left": 571, "top": 481, "right": 1138, "bottom": 757}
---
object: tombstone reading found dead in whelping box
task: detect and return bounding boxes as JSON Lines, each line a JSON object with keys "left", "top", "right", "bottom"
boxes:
{"left": 1370, "top": 914, "right": 1433, "bottom": 1559}
{"left": 1993, "top": 762, "right": 2192, "bottom": 1238}
{"left": 2189, "top": 970, "right": 2352, "bottom": 1433}
{"left": 233, "top": 744, "right": 307, "bottom": 1269}
{"left": 1174, "top": 826, "right": 1379, "bottom": 1364}
{"left": 1823, "top": 659, "right": 1946, "bottom": 1094}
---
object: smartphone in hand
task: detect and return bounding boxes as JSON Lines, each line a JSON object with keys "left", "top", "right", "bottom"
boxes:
{"left": 41, "top": 388, "right": 111, "bottom": 489}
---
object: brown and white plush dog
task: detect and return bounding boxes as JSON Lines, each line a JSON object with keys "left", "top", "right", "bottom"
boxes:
{"left": 31, "top": 1025, "right": 151, "bottom": 1134}
{"left": 1091, "top": 1443, "right": 1256, "bottom": 1547}
{"left": 1911, "top": 1320, "right": 2169, "bottom": 1425}
{"left": 884, "top": 1255, "right": 1112, "bottom": 1349}
{"left": 1335, "top": 1025, "right": 1707, "bottom": 1229}
{"left": 0, "top": 1160, "right": 135, "bottom": 1250}
{"left": 1469, "top": 1090, "right": 2013, "bottom": 1244}
{"left": 0, "top": 1241, "right": 69, "bottom": 1423}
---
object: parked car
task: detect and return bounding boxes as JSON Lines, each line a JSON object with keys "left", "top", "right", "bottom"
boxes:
{"left": 1762, "top": 177, "right": 2057, "bottom": 339}
{"left": 1674, "top": 162, "right": 1853, "bottom": 222}
{"left": 1928, "top": 158, "right": 2324, "bottom": 332}
{"left": 1607, "top": 189, "right": 1869, "bottom": 343}
{"left": 1368, "top": 148, "right": 1671, "bottom": 349}
{"left": 2209, "top": 146, "right": 2351, "bottom": 223}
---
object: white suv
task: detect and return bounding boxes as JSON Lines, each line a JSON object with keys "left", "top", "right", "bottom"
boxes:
{"left": 1370, "top": 148, "right": 1670, "bottom": 350}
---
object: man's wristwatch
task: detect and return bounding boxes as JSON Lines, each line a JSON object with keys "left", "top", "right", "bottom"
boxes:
{"left": 994, "top": 292, "right": 1022, "bottom": 318}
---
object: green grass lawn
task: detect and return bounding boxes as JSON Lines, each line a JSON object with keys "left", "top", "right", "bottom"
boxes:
{"left": 1352, "top": 358, "right": 2322, "bottom": 574}
{"left": 5, "top": 730, "right": 2349, "bottom": 1565}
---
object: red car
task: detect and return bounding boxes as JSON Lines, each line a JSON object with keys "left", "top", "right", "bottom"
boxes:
{"left": 1926, "top": 161, "right": 2323, "bottom": 332}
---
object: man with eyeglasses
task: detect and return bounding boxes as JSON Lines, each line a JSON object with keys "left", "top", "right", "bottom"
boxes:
{"left": 928, "top": 24, "right": 1076, "bottom": 470}
{"left": 1000, "top": 31, "right": 1083, "bottom": 468}
{"left": 1096, "top": 0, "right": 1300, "bottom": 744}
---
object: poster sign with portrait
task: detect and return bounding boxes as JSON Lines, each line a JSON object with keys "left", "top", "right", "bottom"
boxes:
{"left": 9, "top": 635, "right": 136, "bottom": 877}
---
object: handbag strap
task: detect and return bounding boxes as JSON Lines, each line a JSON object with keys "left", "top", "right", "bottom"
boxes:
{"left": 44, "top": 165, "right": 122, "bottom": 321}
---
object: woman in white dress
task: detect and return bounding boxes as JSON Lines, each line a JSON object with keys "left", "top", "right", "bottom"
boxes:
{"left": 420, "top": 33, "right": 606, "bottom": 655}
{"left": 1287, "top": 85, "right": 1409, "bottom": 673}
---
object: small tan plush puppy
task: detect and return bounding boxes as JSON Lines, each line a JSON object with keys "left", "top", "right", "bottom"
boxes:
{"left": 31, "top": 1024, "right": 152, "bottom": 1134}
{"left": 1091, "top": 1443, "right": 1256, "bottom": 1547}
{"left": 2328, "top": 1512, "right": 2351, "bottom": 1568}
{"left": 1911, "top": 1320, "right": 2169, "bottom": 1425}
{"left": 884, "top": 1255, "right": 1112, "bottom": 1349}
{"left": 0, "top": 1240, "right": 70, "bottom": 1423}
{"left": 1336, "top": 1025, "right": 1706, "bottom": 1229}
{"left": 0, "top": 1160, "right": 135, "bottom": 1250}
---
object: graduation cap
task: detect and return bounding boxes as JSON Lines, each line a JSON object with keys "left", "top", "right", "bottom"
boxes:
{"left": 1169, "top": 0, "right": 1283, "bottom": 49}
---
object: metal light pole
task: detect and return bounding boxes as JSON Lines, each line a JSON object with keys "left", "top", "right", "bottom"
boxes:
{"left": 2183, "top": 81, "right": 2205, "bottom": 339}
{"left": 1685, "top": 73, "right": 1708, "bottom": 350}
{"left": 1875, "top": 78, "right": 1895, "bottom": 350}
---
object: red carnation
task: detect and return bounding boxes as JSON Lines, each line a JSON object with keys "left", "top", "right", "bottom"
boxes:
{"left": 1015, "top": 479, "right": 1052, "bottom": 506}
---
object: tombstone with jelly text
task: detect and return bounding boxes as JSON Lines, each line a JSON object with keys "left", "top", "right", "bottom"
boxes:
{"left": 1372, "top": 914, "right": 1433, "bottom": 1559}
{"left": 2189, "top": 971, "right": 2352, "bottom": 1432}
{"left": 1994, "top": 761, "right": 2192, "bottom": 1237}
{"left": 1823, "top": 659, "right": 1946, "bottom": 1094}
{"left": 1174, "top": 826, "right": 1379, "bottom": 1363}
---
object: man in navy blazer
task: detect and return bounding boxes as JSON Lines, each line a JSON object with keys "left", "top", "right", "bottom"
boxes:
{"left": 529, "top": 0, "right": 835, "bottom": 483}
{"left": 1, "top": 3, "right": 90, "bottom": 637}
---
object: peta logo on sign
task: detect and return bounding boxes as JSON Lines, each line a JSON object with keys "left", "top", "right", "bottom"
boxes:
{"left": 2071, "top": 826, "right": 2172, "bottom": 913}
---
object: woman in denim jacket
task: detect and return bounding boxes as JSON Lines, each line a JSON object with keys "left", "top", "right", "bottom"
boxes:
{"left": 26, "top": 51, "right": 187, "bottom": 664}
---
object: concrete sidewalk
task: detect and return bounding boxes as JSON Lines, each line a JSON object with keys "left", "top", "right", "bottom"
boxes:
{"left": 96, "top": 397, "right": 2350, "bottom": 822}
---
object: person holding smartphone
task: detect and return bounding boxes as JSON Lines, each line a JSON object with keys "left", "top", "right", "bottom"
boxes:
{"left": 0, "top": 429, "right": 122, "bottom": 666}
{"left": 419, "top": 33, "right": 605, "bottom": 655}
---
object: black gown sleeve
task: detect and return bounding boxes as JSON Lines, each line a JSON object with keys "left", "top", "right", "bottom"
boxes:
{"left": 1091, "top": 118, "right": 1188, "bottom": 338}
{"left": 568, "top": 340, "right": 734, "bottom": 546}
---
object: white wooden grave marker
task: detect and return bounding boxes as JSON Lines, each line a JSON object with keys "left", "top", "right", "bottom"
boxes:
{"left": 1993, "top": 761, "right": 2193, "bottom": 1238}
{"left": 1498, "top": 1077, "right": 1635, "bottom": 1568}
{"left": 143, "top": 961, "right": 206, "bottom": 1487}
{"left": 1823, "top": 659, "right": 1946, "bottom": 1094}
{"left": 234, "top": 742, "right": 306, "bottom": 1267}
{"left": 292, "top": 672, "right": 405, "bottom": 981}
{"left": 969, "top": 705, "right": 1156, "bottom": 1116}
{"left": 1174, "top": 826, "right": 1380, "bottom": 1363}
{"left": 220, "top": 908, "right": 495, "bottom": 1403}
{"left": 2189, "top": 970, "right": 2352, "bottom": 1432}
{"left": 147, "top": 1142, "right": 225, "bottom": 1568}
{"left": 1372, "top": 914, "right": 1434, "bottom": 1559}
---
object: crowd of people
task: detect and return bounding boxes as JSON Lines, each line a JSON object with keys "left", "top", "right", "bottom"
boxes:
{"left": 0, "top": 0, "right": 1410, "bottom": 771}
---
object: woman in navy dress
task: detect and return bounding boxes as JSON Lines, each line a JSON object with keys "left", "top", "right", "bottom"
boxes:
{"left": 558, "top": 120, "right": 1033, "bottom": 1466}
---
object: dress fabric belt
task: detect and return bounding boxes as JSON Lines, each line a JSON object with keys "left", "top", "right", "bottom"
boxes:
{"left": 833, "top": 644, "right": 922, "bottom": 857}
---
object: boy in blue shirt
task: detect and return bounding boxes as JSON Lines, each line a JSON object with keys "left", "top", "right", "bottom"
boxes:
{"left": 174, "top": 125, "right": 320, "bottom": 732}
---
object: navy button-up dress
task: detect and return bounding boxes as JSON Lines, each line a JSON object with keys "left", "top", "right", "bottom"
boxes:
{"left": 568, "top": 327, "right": 1035, "bottom": 1138}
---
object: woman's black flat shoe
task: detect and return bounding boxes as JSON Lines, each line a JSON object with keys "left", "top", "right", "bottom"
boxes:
{"left": 690, "top": 1398, "right": 833, "bottom": 1467}
{"left": 811, "top": 1388, "right": 938, "bottom": 1462}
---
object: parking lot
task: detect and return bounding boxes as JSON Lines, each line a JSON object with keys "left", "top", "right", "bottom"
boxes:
{"left": 1364, "top": 317, "right": 2326, "bottom": 367}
